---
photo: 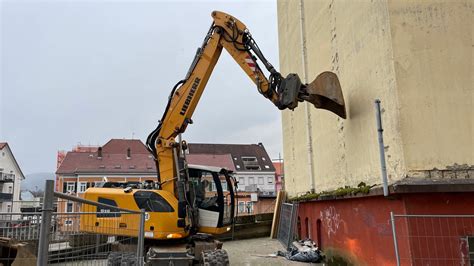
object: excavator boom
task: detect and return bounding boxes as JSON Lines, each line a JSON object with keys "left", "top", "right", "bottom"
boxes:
{"left": 146, "top": 11, "right": 346, "bottom": 198}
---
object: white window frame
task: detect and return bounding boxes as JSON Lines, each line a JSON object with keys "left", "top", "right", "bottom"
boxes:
{"left": 238, "top": 201, "right": 245, "bottom": 213}
{"left": 267, "top": 177, "right": 273, "bottom": 184}
{"left": 239, "top": 177, "right": 245, "bottom": 185}
{"left": 66, "top": 182, "right": 75, "bottom": 192}
{"left": 246, "top": 201, "right": 254, "bottom": 214}
{"left": 248, "top": 177, "right": 254, "bottom": 185}
{"left": 78, "top": 182, "right": 87, "bottom": 193}
{"left": 258, "top": 177, "right": 264, "bottom": 185}
{"left": 66, "top": 202, "right": 74, "bottom": 213}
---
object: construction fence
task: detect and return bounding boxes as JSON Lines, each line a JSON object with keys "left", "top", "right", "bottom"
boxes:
{"left": 0, "top": 180, "right": 145, "bottom": 266}
{"left": 277, "top": 202, "right": 299, "bottom": 250}
{"left": 390, "top": 212, "right": 474, "bottom": 266}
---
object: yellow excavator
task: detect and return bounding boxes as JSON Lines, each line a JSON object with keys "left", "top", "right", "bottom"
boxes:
{"left": 82, "top": 10, "right": 346, "bottom": 265}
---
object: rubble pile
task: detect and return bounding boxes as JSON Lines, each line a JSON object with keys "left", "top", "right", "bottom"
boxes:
{"left": 277, "top": 239, "right": 324, "bottom": 263}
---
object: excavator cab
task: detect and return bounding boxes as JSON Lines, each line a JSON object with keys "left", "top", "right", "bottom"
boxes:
{"left": 187, "top": 165, "right": 235, "bottom": 235}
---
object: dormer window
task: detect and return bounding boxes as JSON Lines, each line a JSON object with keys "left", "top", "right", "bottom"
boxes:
{"left": 241, "top": 157, "right": 260, "bottom": 170}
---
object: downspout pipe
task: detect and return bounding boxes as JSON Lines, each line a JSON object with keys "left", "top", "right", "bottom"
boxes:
{"left": 299, "top": 0, "right": 315, "bottom": 193}
{"left": 375, "top": 99, "right": 389, "bottom": 196}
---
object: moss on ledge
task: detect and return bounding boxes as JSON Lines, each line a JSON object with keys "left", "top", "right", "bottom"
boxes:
{"left": 288, "top": 182, "right": 376, "bottom": 202}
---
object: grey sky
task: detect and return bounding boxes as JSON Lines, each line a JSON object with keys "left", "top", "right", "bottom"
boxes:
{"left": 0, "top": 0, "right": 282, "bottom": 175}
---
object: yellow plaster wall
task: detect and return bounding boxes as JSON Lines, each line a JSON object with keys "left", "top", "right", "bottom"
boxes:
{"left": 278, "top": 0, "right": 312, "bottom": 195}
{"left": 388, "top": 0, "right": 473, "bottom": 174}
{"left": 278, "top": 0, "right": 472, "bottom": 196}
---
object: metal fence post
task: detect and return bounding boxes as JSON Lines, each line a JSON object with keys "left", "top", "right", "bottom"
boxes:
{"left": 137, "top": 209, "right": 145, "bottom": 265}
{"left": 37, "top": 180, "right": 54, "bottom": 266}
{"left": 390, "top": 211, "right": 400, "bottom": 266}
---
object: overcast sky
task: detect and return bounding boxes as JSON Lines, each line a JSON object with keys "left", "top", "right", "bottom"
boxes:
{"left": 0, "top": 0, "right": 282, "bottom": 175}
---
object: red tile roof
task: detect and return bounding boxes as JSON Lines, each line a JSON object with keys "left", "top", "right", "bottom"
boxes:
{"left": 186, "top": 153, "right": 236, "bottom": 172}
{"left": 56, "top": 139, "right": 156, "bottom": 175}
{"left": 102, "top": 139, "right": 149, "bottom": 154}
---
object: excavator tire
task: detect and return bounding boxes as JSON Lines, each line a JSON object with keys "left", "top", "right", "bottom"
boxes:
{"left": 201, "top": 249, "right": 229, "bottom": 266}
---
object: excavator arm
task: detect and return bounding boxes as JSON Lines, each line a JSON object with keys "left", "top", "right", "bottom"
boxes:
{"left": 146, "top": 11, "right": 346, "bottom": 202}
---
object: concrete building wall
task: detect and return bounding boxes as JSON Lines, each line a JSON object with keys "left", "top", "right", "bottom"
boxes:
{"left": 388, "top": 1, "right": 473, "bottom": 174}
{"left": 277, "top": 0, "right": 473, "bottom": 196}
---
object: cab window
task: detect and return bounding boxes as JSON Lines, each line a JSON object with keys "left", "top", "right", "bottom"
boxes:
{"left": 133, "top": 191, "right": 174, "bottom": 212}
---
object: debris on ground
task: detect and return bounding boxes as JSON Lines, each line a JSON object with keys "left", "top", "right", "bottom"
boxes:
{"left": 277, "top": 239, "right": 324, "bottom": 263}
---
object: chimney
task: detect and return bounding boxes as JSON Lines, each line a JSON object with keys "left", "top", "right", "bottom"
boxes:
{"left": 98, "top": 147, "right": 103, "bottom": 158}
{"left": 127, "top": 148, "right": 131, "bottom": 159}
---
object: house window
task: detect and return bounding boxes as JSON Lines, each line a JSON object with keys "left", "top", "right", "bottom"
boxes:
{"left": 258, "top": 177, "right": 264, "bottom": 185}
{"left": 66, "top": 202, "right": 73, "bottom": 213}
{"left": 221, "top": 181, "right": 227, "bottom": 191}
{"left": 238, "top": 201, "right": 245, "bottom": 213}
{"left": 245, "top": 165, "right": 261, "bottom": 170}
{"left": 66, "top": 182, "right": 75, "bottom": 192}
{"left": 239, "top": 177, "right": 245, "bottom": 185}
{"left": 246, "top": 201, "right": 254, "bottom": 214}
{"left": 468, "top": 236, "right": 474, "bottom": 262}
{"left": 78, "top": 182, "right": 87, "bottom": 193}
{"left": 8, "top": 186, "right": 12, "bottom": 193}
{"left": 211, "top": 182, "right": 216, "bottom": 192}
{"left": 64, "top": 220, "right": 73, "bottom": 226}
{"left": 267, "top": 177, "right": 273, "bottom": 184}
{"left": 7, "top": 204, "right": 11, "bottom": 213}
{"left": 248, "top": 177, "right": 254, "bottom": 185}
{"left": 242, "top": 157, "right": 261, "bottom": 170}
{"left": 242, "top": 157, "right": 257, "bottom": 162}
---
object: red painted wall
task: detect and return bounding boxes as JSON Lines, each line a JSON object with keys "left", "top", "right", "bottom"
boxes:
{"left": 297, "top": 193, "right": 474, "bottom": 265}
{"left": 401, "top": 193, "right": 474, "bottom": 266}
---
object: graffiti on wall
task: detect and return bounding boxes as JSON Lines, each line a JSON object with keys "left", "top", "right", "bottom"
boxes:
{"left": 320, "top": 206, "right": 342, "bottom": 238}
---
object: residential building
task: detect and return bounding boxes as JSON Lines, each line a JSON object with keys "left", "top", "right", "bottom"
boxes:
{"left": 188, "top": 143, "right": 276, "bottom": 195}
{"left": 187, "top": 143, "right": 277, "bottom": 215}
{"left": 272, "top": 160, "right": 284, "bottom": 192}
{"left": 277, "top": 1, "right": 472, "bottom": 264}
{"left": 0, "top": 143, "right": 25, "bottom": 215}
{"left": 56, "top": 139, "right": 157, "bottom": 228}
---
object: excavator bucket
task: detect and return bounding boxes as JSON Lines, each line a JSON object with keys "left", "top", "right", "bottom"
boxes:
{"left": 278, "top": 71, "right": 346, "bottom": 118}
{"left": 304, "top": 71, "right": 346, "bottom": 119}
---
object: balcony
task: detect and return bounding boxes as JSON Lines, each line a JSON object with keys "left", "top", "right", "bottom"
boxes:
{"left": 0, "top": 193, "right": 13, "bottom": 202}
{"left": 0, "top": 173, "right": 15, "bottom": 183}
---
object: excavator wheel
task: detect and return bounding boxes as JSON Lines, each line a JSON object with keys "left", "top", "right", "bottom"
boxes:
{"left": 201, "top": 249, "right": 229, "bottom": 266}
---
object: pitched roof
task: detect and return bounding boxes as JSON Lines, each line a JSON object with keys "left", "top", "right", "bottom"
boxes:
{"left": 188, "top": 143, "right": 275, "bottom": 172}
{"left": 186, "top": 153, "right": 236, "bottom": 172}
{"left": 56, "top": 139, "right": 156, "bottom": 175}
{"left": 102, "top": 139, "right": 150, "bottom": 154}
{"left": 0, "top": 142, "right": 26, "bottom": 179}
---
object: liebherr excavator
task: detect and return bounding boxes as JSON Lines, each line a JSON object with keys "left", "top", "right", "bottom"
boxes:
{"left": 82, "top": 11, "right": 346, "bottom": 265}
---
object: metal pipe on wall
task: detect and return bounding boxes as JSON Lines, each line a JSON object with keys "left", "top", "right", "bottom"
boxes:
{"left": 299, "top": 0, "right": 315, "bottom": 193}
{"left": 375, "top": 99, "right": 389, "bottom": 196}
